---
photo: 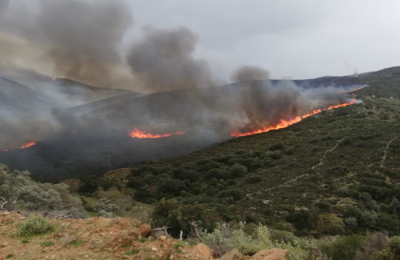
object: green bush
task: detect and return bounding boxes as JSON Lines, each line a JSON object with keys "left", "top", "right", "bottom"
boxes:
{"left": 16, "top": 215, "right": 54, "bottom": 237}
{"left": 315, "top": 213, "right": 345, "bottom": 235}
{"left": 245, "top": 176, "right": 262, "bottom": 184}
{"left": 229, "top": 164, "right": 247, "bottom": 177}
{"left": 317, "top": 235, "right": 367, "bottom": 260}
{"left": 203, "top": 222, "right": 309, "bottom": 259}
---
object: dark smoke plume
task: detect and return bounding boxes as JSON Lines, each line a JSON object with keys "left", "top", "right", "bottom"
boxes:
{"left": 127, "top": 27, "right": 217, "bottom": 91}
{"left": 0, "top": 0, "right": 134, "bottom": 89}
{"left": 0, "top": 0, "right": 361, "bottom": 156}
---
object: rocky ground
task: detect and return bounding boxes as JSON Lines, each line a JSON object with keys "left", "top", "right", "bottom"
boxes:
{"left": 0, "top": 211, "right": 287, "bottom": 260}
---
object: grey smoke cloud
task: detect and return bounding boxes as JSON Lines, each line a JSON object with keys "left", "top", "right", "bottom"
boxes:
{"left": 0, "top": 0, "right": 9, "bottom": 12}
{"left": 0, "top": 0, "right": 134, "bottom": 89}
{"left": 0, "top": 0, "right": 360, "bottom": 151}
{"left": 127, "top": 26, "right": 217, "bottom": 91}
{"left": 232, "top": 66, "right": 270, "bottom": 82}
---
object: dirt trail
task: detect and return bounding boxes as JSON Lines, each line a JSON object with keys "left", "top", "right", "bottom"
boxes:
{"left": 312, "top": 137, "right": 345, "bottom": 170}
{"left": 381, "top": 136, "right": 399, "bottom": 168}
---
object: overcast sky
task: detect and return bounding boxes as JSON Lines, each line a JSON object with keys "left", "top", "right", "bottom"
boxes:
{"left": 127, "top": 0, "right": 400, "bottom": 80}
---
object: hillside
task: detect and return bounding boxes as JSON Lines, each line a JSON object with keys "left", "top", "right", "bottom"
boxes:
{"left": 0, "top": 71, "right": 363, "bottom": 181}
{"left": 77, "top": 67, "right": 400, "bottom": 240}
{"left": 0, "top": 76, "right": 53, "bottom": 111}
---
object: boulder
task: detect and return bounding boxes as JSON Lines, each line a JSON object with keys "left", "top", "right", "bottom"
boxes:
{"left": 136, "top": 224, "right": 151, "bottom": 237}
{"left": 193, "top": 243, "right": 213, "bottom": 259}
{"left": 220, "top": 248, "right": 243, "bottom": 260}
{"left": 251, "top": 249, "right": 288, "bottom": 260}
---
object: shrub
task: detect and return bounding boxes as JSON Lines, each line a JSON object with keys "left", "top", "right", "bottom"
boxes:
{"left": 317, "top": 235, "right": 367, "bottom": 260}
{"left": 288, "top": 210, "right": 315, "bottom": 231}
{"left": 360, "top": 210, "right": 377, "bottom": 228}
{"left": 376, "top": 215, "right": 400, "bottom": 235}
{"left": 245, "top": 176, "right": 262, "bottom": 184}
{"left": 16, "top": 215, "right": 54, "bottom": 236}
{"left": 355, "top": 232, "right": 388, "bottom": 260}
{"left": 203, "top": 222, "right": 308, "bottom": 259}
{"left": 0, "top": 164, "right": 86, "bottom": 215}
{"left": 229, "top": 164, "right": 247, "bottom": 177}
{"left": 41, "top": 241, "right": 55, "bottom": 247}
{"left": 219, "top": 189, "right": 244, "bottom": 201}
{"left": 93, "top": 198, "right": 120, "bottom": 218}
{"left": 269, "top": 143, "right": 285, "bottom": 151}
{"left": 151, "top": 199, "right": 221, "bottom": 237}
{"left": 315, "top": 213, "right": 345, "bottom": 235}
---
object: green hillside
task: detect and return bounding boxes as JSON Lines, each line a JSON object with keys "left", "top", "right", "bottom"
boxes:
{"left": 77, "top": 67, "right": 400, "bottom": 239}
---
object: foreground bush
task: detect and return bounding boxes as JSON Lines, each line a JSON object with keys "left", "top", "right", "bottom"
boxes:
{"left": 0, "top": 164, "right": 86, "bottom": 217}
{"left": 203, "top": 222, "right": 308, "bottom": 260}
{"left": 16, "top": 215, "right": 54, "bottom": 236}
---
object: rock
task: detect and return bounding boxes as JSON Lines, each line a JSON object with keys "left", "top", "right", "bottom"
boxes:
{"left": 136, "top": 224, "right": 151, "bottom": 237}
{"left": 192, "top": 243, "right": 212, "bottom": 259}
{"left": 0, "top": 241, "right": 8, "bottom": 247}
{"left": 251, "top": 249, "right": 288, "bottom": 260}
{"left": 220, "top": 249, "right": 243, "bottom": 260}
{"left": 3, "top": 212, "right": 10, "bottom": 215}
{"left": 152, "top": 246, "right": 158, "bottom": 252}
{"left": 159, "top": 235, "right": 167, "bottom": 241}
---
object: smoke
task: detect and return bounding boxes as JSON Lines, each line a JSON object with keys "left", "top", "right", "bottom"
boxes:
{"left": 0, "top": 0, "right": 9, "bottom": 12}
{"left": 232, "top": 66, "right": 270, "bottom": 82}
{"left": 127, "top": 27, "right": 216, "bottom": 92}
{"left": 0, "top": 0, "right": 134, "bottom": 89}
{"left": 0, "top": 0, "right": 361, "bottom": 168}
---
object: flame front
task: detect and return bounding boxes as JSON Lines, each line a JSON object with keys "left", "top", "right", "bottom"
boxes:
{"left": 130, "top": 128, "right": 185, "bottom": 139}
{"left": 231, "top": 99, "right": 356, "bottom": 137}
{"left": 51, "top": 77, "right": 57, "bottom": 82}
{"left": 3, "top": 142, "right": 36, "bottom": 152}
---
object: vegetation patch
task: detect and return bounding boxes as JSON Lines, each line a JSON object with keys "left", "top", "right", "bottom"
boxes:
{"left": 15, "top": 216, "right": 54, "bottom": 237}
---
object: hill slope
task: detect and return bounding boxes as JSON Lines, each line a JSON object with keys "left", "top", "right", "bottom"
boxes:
{"left": 82, "top": 72, "right": 400, "bottom": 237}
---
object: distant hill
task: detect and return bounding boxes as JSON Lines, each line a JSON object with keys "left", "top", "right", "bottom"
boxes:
{"left": 0, "top": 66, "right": 398, "bottom": 181}
{"left": 0, "top": 76, "right": 53, "bottom": 111}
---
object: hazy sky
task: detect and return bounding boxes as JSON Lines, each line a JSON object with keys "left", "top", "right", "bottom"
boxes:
{"left": 128, "top": 0, "right": 400, "bottom": 80}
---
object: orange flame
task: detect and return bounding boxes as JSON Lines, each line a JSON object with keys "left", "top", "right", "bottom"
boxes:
{"left": 231, "top": 99, "right": 356, "bottom": 137}
{"left": 130, "top": 128, "right": 185, "bottom": 139}
{"left": 348, "top": 87, "right": 364, "bottom": 93}
{"left": 3, "top": 142, "right": 36, "bottom": 152}
{"left": 51, "top": 77, "right": 56, "bottom": 82}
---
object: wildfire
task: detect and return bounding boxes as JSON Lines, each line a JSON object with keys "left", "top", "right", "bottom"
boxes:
{"left": 3, "top": 142, "right": 36, "bottom": 152}
{"left": 348, "top": 86, "right": 364, "bottom": 93}
{"left": 130, "top": 128, "right": 185, "bottom": 139}
{"left": 51, "top": 77, "right": 57, "bottom": 82}
{"left": 231, "top": 99, "right": 357, "bottom": 137}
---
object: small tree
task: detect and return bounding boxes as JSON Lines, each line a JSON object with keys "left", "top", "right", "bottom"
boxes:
{"left": 316, "top": 213, "right": 344, "bottom": 234}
